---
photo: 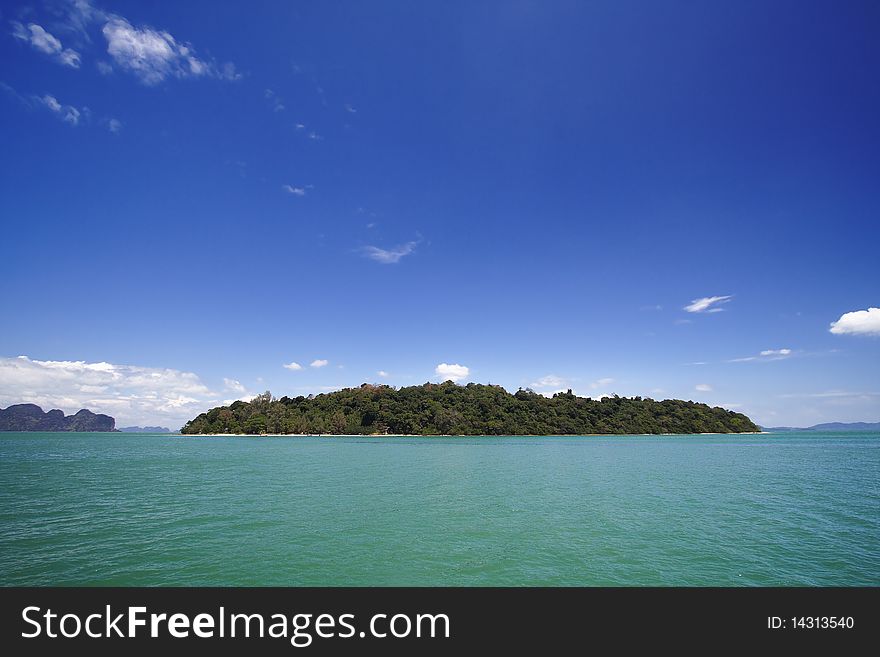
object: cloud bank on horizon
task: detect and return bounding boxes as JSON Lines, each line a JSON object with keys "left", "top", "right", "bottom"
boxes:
{"left": 0, "top": 355, "right": 242, "bottom": 429}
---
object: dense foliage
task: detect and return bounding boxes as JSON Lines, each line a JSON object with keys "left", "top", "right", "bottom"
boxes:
{"left": 181, "top": 382, "right": 760, "bottom": 435}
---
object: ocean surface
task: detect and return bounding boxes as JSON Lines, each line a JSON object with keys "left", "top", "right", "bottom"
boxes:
{"left": 0, "top": 431, "right": 877, "bottom": 586}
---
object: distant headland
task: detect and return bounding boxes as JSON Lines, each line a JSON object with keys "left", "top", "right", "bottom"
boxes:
{"left": 0, "top": 404, "right": 115, "bottom": 432}
{"left": 181, "top": 382, "right": 761, "bottom": 436}
{"left": 762, "top": 421, "right": 880, "bottom": 432}
{"left": 118, "top": 426, "right": 172, "bottom": 433}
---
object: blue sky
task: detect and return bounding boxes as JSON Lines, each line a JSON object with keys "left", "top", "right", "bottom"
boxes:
{"left": 1, "top": 0, "right": 878, "bottom": 428}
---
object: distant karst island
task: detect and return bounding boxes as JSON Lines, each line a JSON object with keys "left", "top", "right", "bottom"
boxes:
{"left": 0, "top": 404, "right": 115, "bottom": 432}
{"left": 118, "top": 426, "right": 172, "bottom": 433}
{"left": 181, "top": 382, "right": 760, "bottom": 435}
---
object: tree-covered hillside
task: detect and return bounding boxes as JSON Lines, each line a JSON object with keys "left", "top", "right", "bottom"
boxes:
{"left": 181, "top": 382, "right": 760, "bottom": 435}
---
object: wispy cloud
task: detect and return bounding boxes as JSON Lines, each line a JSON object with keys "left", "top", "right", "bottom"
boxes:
{"left": 37, "top": 93, "right": 84, "bottom": 125}
{"left": 282, "top": 184, "right": 309, "bottom": 197}
{"left": 12, "top": 21, "right": 82, "bottom": 68}
{"left": 728, "top": 348, "right": 793, "bottom": 363}
{"left": 760, "top": 348, "right": 791, "bottom": 357}
{"left": 265, "top": 88, "right": 285, "bottom": 112}
{"left": 283, "top": 361, "right": 303, "bottom": 371}
{"left": 1, "top": 83, "right": 121, "bottom": 130}
{"left": 538, "top": 389, "right": 570, "bottom": 398}
{"left": 57, "top": 0, "right": 104, "bottom": 42}
{"left": 310, "top": 359, "right": 328, "bottom": 368}
{"left": 12, "top": 1, "right": 240, "bottom": 84}
{"left": 684, "top": 295, "right": 733, "bottom": 313}
{"left": 377, "top": 370, "right": 389, "bottom": 378}
{"left": 435, "top": 363, "right": 469, "bottom": 382}
{"left": 695, "top": 383, "right": 713, "bottom": 392}
{"left": 223, "top": 378, "right": 246, "bottom": 394}
{"left": 529, "top": 374, "right": 612, "bottom": 392}
{"left": 829, "top": 307, "right": 880, "bottom": 336}
{"left": 344, "top": 103, "right": 357, "bottom": 113}
{"left": 778, "top": 390, "right": 880, "bottom": 399}
{"left": 531, "top": 374, "right": 566, "bottom": 389}
{"left": 360, "top": 240, "right": 420, "bottom": 264}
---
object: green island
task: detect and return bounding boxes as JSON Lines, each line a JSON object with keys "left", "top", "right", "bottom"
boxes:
{"left": 181, "top": 382, "right": 760, "bottom": 435}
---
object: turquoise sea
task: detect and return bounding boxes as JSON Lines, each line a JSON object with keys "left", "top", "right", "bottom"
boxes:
{"left": 0, "top": 432, "right": 877, "bottom": 586}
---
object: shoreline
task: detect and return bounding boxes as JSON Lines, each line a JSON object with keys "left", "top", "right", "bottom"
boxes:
{"left": 179, "top": 431, "right": 767, "bottom": 438}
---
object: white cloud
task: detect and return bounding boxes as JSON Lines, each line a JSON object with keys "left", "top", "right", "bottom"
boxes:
{"left": 695, "top": 383, "right": 713, "bottom": 392}
{"left": 530, "top": 375, "right": 612, "bottom": 392}
{"left": 345, "top": 103, "right": 357, "bottom": 113}
{"left": 310, "top": 359, "right": 329, "bottom": 368}
{"left": 539, "top": 389, "right": 568, "bottom": 398}
{"left": 102, "top": 17, "right": 185, "bottom": 84}
{"left": 684, "top": 295, "right": 733, "bottom": 313}
{"left": 41, "top": 94, "right": 62, "bottom": 112}
{"left": 37, "top": 94, "right": 83, "bottom": 125}
{"left": 729, "top": 348, "right": 793, "bottom": 363}
{"left": 531, "top": 374, "right": 565, "bottom": 389}
{"left": 361, "top": 241, "right": 419, "bottom": 264}
{"left": 106, "top": 117, "right": 122, "bottom": 133}
{"left": 223, "top": 378, "right": 246, "bottom": 393}
{"left": 435, "top": 363, "right": 469, "bottom": 382}
{"left": 58, "top": 49, "right": 82, "bottom": 67}
{"left": 283, "top": 361, "right": 303, "bottom": 371}
{"left": 282, "top": 184, "right": 307, "bottom": 196}
{"left": 829, "top": 307, "right": 880, "bottom": 336}
{"left": 779, "top": 391, "right": 880, "bottom": 399}
{"left": 101, "top": 16, "right": 239, "bottom": 85}
{"left": 377, "top": 370, "right": 389, "bottom": 378}
{"left": 0, "top": 355, "right": 222, "bottom": 429}
{"left": 61, "top": 106, "right": 81, "bottom": 125}
{"left": 12, "top": 21, "right": 82, "bottom": 68}
{"left": 537, "top": 388, "right": 610, "bottom": 400}
{"left": 760, "top": 348, "right": 792, "bottom": 356}
{"left": 264, "top": 88, "right": 285, "bottom": 112}
{"left": 222, "top": 394, "right": 257, "bottom": 405}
